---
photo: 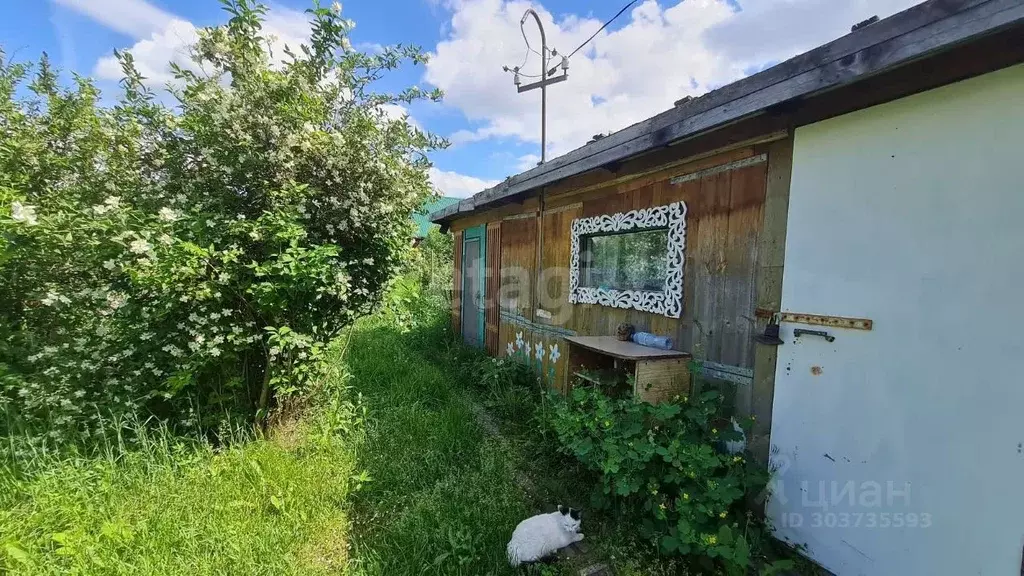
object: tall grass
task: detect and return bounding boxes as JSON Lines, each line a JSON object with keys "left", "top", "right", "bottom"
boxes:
{"left": 0, "top": 404, "right": 358, "bottom": 575}
{"left": 341, "top": 318, "right": 530, "bottom": 574}
{"left": 1, "top": 312, "right": 687, "bottom": 575}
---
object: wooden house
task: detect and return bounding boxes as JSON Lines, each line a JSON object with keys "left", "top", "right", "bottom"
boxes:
{"left": 434, "top": 2, "right": 1024, "bottom": 573}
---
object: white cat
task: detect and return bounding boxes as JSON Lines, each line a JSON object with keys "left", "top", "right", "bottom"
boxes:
{"left": 506, "top": 505, "right": 584, "bottom": 567}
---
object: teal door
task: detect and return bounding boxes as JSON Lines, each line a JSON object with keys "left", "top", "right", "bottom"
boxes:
{"left": 461, "top": 226, "right": 486, "bottom": 347}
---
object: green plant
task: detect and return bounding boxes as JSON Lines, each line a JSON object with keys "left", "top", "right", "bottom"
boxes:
{"left": 547, "top": 384, "right": 774, "bottom": 575}
{"left": 0, "top": 0, "right": 442, "bottom": 440}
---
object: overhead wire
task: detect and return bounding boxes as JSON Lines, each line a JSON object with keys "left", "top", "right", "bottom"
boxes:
{"left": 508, "top": 0, "right": 639, "bottom": 79}
{"left": 564, "top": 0, "right": 638, "bottom": 60}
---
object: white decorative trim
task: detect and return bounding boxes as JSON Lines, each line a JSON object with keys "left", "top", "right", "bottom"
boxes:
{"left": 568, "top": 201, "right": 687, "bottom": 318}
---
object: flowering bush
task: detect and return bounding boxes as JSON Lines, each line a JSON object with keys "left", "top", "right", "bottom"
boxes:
{"left": 547, "top": 384, "right": 784, "bottom": 574}
{"left": 0, "top": 0, "right": 441, "bottom": 440}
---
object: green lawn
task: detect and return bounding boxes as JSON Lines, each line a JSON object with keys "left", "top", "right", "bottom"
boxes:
{"left": 1, "top": 318, "right": 679, "bottom": 575}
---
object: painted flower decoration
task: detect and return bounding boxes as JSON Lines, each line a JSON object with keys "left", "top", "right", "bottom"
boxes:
{"left": 548, "top": 343, "right": 560, "bottom": 363}
{"left": 515, "top": 332, "right": 524, "bottom": 349}
{"left": 534, "top": 342, "right": 544, "bottom": 360}
{"left": 506, "top": 342, "right": 514, "bottom": 356}
{"left": 523, "top": 341, "right": 531, "bottom": 359}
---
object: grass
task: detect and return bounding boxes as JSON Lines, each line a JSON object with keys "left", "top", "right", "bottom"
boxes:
{"left": 0, "top": 422, "right": 356, "bottom": 575}
{"left": 0, "top": 316, "right": 683, "bottom": 575}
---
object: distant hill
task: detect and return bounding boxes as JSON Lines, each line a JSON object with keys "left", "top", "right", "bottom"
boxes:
{"left": 413, "top": 196, "right": 459, "bottom": 238}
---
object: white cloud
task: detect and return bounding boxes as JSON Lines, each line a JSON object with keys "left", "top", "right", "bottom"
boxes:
{"left": 426, "top": 0, "right": 919, "bottom": 157}
{"left": 515, "top": 153, "right": 540, "bottom": 171}
{"left": 429, "top": 167, "right": 500, "bottom": 198}
{"left": 54, "top": 0, "right": 173, "bottom": 38}
{"left": 379, "top": 103, "right": 423, "bottom": 130}
{"left": 59, "top": 0, "right": 313, "bottom": 88}
{"left": 93, "top": 18, "right": 199, "bottom": 85}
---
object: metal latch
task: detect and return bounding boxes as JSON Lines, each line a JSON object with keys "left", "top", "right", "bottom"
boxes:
{"left": 794, "top": 328, "right": 835, "bottom": 343}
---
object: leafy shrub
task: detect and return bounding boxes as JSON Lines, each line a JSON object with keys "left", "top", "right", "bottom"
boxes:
{"left": 382, "top": 227, "right": 453, "bottom": 332}
{"left": 470, "top": 355, "right": 540, "bottom": 427}
{"left": 0, "top": 0, "right": 441, "bottom": 441}
{"left": 547, "top": 384, "right": 780, "bottom": 575}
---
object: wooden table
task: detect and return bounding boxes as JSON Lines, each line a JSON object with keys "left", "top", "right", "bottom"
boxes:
{"left": 562, "top": 336, "right": 692, "bottom": 403}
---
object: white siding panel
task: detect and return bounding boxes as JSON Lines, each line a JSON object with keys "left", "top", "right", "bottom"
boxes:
{"left": 769, "top": 63, "right": 1024, "bottom": 575}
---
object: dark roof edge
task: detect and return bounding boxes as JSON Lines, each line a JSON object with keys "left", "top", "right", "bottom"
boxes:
{"left": 431, "top": 0, "right": 1024, "bottom": 224}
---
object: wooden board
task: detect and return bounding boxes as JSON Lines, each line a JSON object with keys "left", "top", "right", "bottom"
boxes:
{"left": 539, "top": 204, "right": 580, "bottom": 327}
{"left": 564, "top": 336, "right": 691, "bottom": 360}
{"left": 484, "top": 222, "right": 501, "bottom": 355}
{"left": 635, "top": 358, "right": 692, "bottom": 404}
{"left": 499, "top": 217, "right": 537, "bottom": 317}
{"left": 751, "top": 137, "right": 794, "bottom": 464}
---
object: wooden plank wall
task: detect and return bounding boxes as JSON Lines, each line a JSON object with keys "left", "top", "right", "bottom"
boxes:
{"left": 485, "top": 223, "right": 501, "bottom": 355}
{"left": 453, "top": 143, "right": 779, "bottom": 415}
{"left": 452, "top": 229, "right": 463, "bottom": 334}
{"left": 498, "top": 216, "right": 538, "bottom": 361}
{"left": 538, "top": 205, "right": 580, "bottom": 327}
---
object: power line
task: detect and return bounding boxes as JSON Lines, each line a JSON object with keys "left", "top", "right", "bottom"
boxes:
{"left": 564, "top": 0, "right": 638, "bottom": 60}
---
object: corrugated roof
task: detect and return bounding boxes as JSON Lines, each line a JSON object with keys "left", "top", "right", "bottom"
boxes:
{"left": 414, "top": 196, "right": 460, "bottom": 237}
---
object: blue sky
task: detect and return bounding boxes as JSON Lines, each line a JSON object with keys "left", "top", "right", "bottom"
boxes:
{"left": 0, "top": 0, "right": 918, "bottom": 197}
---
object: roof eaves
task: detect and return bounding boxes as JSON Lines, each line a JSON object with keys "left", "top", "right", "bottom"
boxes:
{"left": 431, "top": 0, "right": 1024, "bottom": 224}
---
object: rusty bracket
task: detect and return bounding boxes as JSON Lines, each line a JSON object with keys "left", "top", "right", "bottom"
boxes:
{"left": 755, "top": 309, "right": 873, "bottom": 330}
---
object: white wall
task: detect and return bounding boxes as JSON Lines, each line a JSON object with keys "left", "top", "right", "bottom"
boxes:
{"left": 768, "top": 63, "right": 1024, "bottom": 575}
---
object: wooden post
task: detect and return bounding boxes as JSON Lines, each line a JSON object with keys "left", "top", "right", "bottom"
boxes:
{"left": 750, "top": 136, "right": 793, "bottom": 465}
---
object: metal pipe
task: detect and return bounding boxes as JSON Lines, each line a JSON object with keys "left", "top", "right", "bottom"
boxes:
{"left": 522, "top": 9, "right": 547, "bottom": 163}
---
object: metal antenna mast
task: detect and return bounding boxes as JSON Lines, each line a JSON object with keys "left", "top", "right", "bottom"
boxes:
{"left": 504, "top": 9, "right": 568, "bottom": 164}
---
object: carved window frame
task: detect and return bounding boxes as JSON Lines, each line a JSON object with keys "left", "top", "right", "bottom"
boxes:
{"left": 568, "top": 201, "right": 687, "bottom": 319}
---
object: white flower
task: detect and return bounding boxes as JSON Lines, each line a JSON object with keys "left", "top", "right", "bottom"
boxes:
{"left": 159, "top": 234, "right": 174, "bottom": 245}
{"left": 129, "top": 239, "right": 152, "bottom": 254}
{"left": 548, "top": 343, "right": 561, "bottom": 364}
{"left": 158, "top": 207, "right": 179, "bottom": 221}
{"left": 209, "top": 347, "right": 221, "bottom": 357}
{"left": 534, "top": 342, "right": 544, "bottom": 360}
{"left": 11, "top": 201, "right": 38, "bottom": 225}
{"left": 506, "top": 342, "right": 514, "bottom": 357}
{"left": 331, "top": 1, "right": 342, "bottom": 14}
{"left": 106, "top": 291, "right": 127, "bottom": 310}
{"left": 515, "top": 332, "right": 524, "bottom": 349}
{"left": 103, "top": 259, "right": 117, "bottom": 270}
{"left": 523, "top": 342, "right": 531, "bottom": 359}
{"left": 41, "top": 291, "right": 60, "bottom": 306}
{"left": 362, "top": 257, "right": 374, "bottom": 265}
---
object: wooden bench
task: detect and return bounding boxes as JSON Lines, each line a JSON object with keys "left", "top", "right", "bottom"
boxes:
{"left": 562, "top": 336, "right": 692, "bottom": 403}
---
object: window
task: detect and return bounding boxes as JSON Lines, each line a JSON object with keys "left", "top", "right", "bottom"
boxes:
{"left": 581, "top": 229, "right": 669, "bottom": 291}
{"left": 568, "top": 201, "right": 687, "bottom": 318}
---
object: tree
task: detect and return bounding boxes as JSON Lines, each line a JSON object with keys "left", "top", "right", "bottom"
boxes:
{"left": 0, "top": 0, "right": 443, "bottom": 438}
